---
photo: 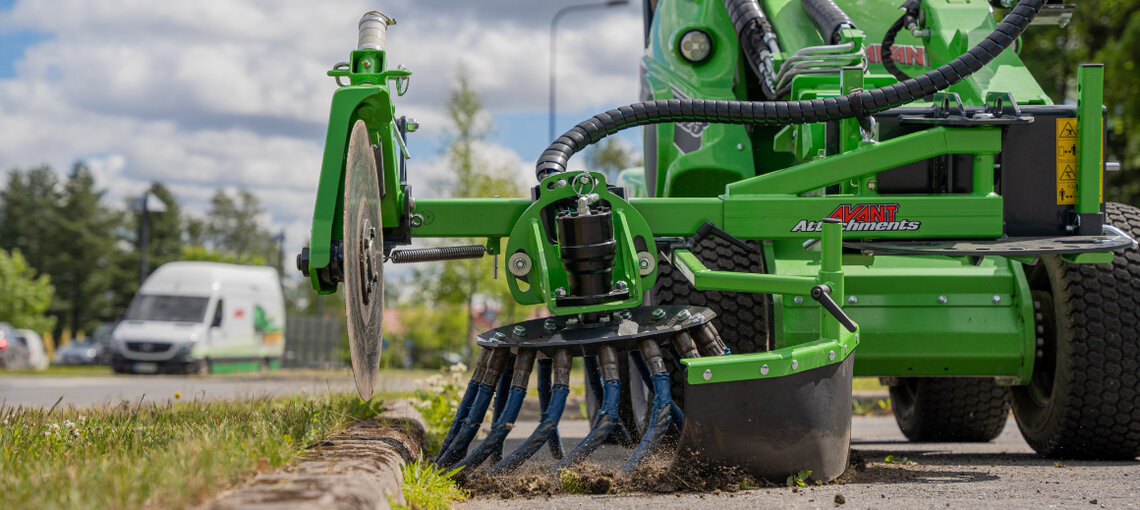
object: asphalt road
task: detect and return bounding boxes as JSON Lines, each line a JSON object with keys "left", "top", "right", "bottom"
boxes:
{"left": 460, "top": 416, "right": 1140, "bottom": 510}
{"left": 0, "top": 370, "right": 423, "bottom": 408}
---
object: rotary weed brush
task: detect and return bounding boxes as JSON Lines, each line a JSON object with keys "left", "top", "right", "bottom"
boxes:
{"left": 302, "top": 1, "right": 1140, "bottom": 483}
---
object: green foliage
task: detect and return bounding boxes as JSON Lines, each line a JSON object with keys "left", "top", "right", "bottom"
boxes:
{"left": 0, "top": 164, "right": 122, "bottom": 336}
{"left": 180, "top": 245, "right": 267, "bottom": 266}
{"left": 398, "top": 460, "right": 469, "bottom": 510}
{"left": 586, "top": 137, "right": 641, "bottom": 183}
{"left": 786, "top": 469, "right": 813, "bottom": 488}
{"left": 559, "top": 469, "right": 590, "bottom": 494}
{"left": 0, "top": 249, "right": 56, "bottom": 332}
{"left": 0, "top": 393, "right": 381, "bottom": 510}
{"left": 883, "top": 455, "right": 910, "bottom": 464}
{"left": 202, "top": 189, "right": 278, "bottom": 268}
{"left": 410, "top": 366, "right": 468, "bottom": 453}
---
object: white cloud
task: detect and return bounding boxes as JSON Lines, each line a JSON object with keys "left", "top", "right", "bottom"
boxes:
{"left": 0, "top": 0, "right": 644, "bottom": 266}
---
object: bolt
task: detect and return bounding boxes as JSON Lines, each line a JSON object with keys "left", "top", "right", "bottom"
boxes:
{"left": 992, "top": 295, "right": 1002, "bottom": 304}
{"left": 736, "top": 143, "right": 745, "bottom": 150}
{"left": 760, "top": 364, "right": 769, "bottom": 375}
{"left": 513, "top": 325, "right": 527, "bottom": 337}
{"left": 847, "top": 295, "right": 858, "bottom": 304}
{"left": 514, "top": 258, "right": 526, "bottom": 269}
{"left": 793, "top": 296, "right": 804, "bottom": 305}
{"left": 692, "top": 313, "right": 705, "bottom": 323}
{"left": 791, "top": 360, "right": 798, "bottom": 370}
{"left": 639, "top": 257, "right": 651, "bottom": 270}
{"left": 616, "top": 310, "right": 632, "bottom": 320}
{"left": 362, "top": 60, "right": 372, "bottom": 68}
{"left": 578, "top": 174, "right": 591, "bottom": 185}
{"left": 652, "top": 308, "right": 666, "bottom": 320}
{"left": 493, "top": 332, "right": 506, "bottom": 340}
{"left": 615, "top": 280, "right": 628, "bottom": 291}
{"left": 829, "top": 350, "right": 836, "bottom": 361}
{"left": 676, "top": 309, "right": 692, "bottom": 322}
{"left": 555, "top": 287, "right": 567, "bottom": 297}
{"left": 544, "top": 318, "right": 558, "bottom": 331}
{"left": 702, "top": 369, "right": 712, "bottom": 381}
{"left": 938, "top": 295, "right": 948, "bottom": 304}
{"left": 867, "top": 180, "right": 877, "bottom": 190}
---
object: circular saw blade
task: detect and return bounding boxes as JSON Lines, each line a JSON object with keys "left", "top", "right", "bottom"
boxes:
{"left": 343, "top": 119, "right": 384, "bottom": 400}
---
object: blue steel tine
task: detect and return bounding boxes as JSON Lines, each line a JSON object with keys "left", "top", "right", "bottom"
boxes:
{"left": 492, "top": 355, "right": 514, "bottom": 422}
{"left": 623, "top": 339, "right": 680, "bottom": 473}
{"left": 453, "top": 350, "right": 535, "bottom": 472}
{"left": 582, "top": 355, "right": 604, "bottom": 410}
{"left": 436, "top": 348, "right": 510, "bottom": 467}
{"left": 551, "top": 345, "right": 622, "bottom": 472}
{"left": 435, "top": 348, "right": 490, "bottom": 461}
{"left": 487, "top": 349, "right": 571, "bottom": 474}
{"left": 536, "top": 358, "right": 565, "bottom": 458}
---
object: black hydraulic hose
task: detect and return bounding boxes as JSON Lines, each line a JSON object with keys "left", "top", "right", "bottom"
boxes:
{"left": 534, "top": 0, "right": 1044, "bottom": 180}
{"left": 881, "top": 0, "right": 924, "bottom": 82}
{"left": 802, "top": 0, "right": 856, "bottom": 44}
{"left": 724, "top": 0, "right": 782, "bottom": 99}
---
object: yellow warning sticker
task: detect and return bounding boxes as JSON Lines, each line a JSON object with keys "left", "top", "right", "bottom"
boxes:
{"left": 1056, "top": 118, "right": 1077, "bottom": 204}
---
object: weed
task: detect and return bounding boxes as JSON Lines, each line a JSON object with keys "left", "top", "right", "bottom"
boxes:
{"left": 399, "top": 460, "right": 469, "bottom": 510}
{"left": 410, "top": 364, "right": 467, "bottom": 454}
{"left": 883, "top": 455, "right": 910, "bottom": 464}
{"left": 786, "top": 469, "right": 813, "bottom": 488}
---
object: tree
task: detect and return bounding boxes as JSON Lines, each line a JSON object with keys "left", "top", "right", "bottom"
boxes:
{"left": 410, "top": 64, "right": 534, "bottom": 359}
{"left": 0, "top": 249, "right": 56, "bottom": 333}
{"left": 198, "top": 189, "right": 276, "bottom": 267}
{"left": 586, "top": 138, "right": 641, "bottom": 183}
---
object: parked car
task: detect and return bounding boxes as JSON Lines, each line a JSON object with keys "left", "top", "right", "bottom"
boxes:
{"left": 14, "top": 329, "right": 48, "bottom": 370}
{"left": 90, "top": 322, "right": 117, "bottom": 364}
{"left": 53, "top": 338, "right": 106, "bottom": 366}
{"left": 0, "top": 321, "right": 30, "bottom": 370}
{"left": 112, "top": 262, "right": 286, "bottom": 374}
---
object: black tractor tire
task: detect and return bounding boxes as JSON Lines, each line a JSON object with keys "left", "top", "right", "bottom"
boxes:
{"left": 1010, "top": 201, "right": 1140, "bottom": 459}
{"left": 622, "top": 236, "right": 772, "bottom": 435}
{"left": 889, "top": 377, "right": 1010, "bottom": 442}
{"left": 653, "top": 236, "right": 772, "bottom": 355}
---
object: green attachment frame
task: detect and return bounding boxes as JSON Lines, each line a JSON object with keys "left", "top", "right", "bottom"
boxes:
{"left": 680, "top": 221, "right": 859, "bottom": 384}
{"left": 502, "top": 171, "right": 657, "bottom": 315}
{"left": 1076, "top": 64, "right": 1104, "bottom": 215}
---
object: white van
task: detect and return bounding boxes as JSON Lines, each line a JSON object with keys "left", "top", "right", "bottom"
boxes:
{"left": 111, "top": 262, "right": 286, "bottom": 374}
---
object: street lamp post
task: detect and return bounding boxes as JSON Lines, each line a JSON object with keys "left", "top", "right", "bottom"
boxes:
{"left": 549, "top": 0, "right": 630, "bottom": 142}
{"left": 130, "top": 191, "right": 167, "bottom": 283}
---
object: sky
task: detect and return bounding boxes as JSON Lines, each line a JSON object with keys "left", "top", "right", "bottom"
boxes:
{"left": 0, "top": 0, "right": 646, "bottom": 268}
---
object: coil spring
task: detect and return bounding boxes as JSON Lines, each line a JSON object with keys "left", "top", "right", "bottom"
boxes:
{"left": 389, "top": 245, "right": 486, "bottom": 264}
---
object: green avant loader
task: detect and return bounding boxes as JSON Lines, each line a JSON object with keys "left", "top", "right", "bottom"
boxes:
{"left": 298, "top": 0, "right": 1140, "bottom": 482}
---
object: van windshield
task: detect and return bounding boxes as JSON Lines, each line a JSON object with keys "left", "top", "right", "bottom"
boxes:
{"left": 124, "top": 295, "right": 210, "bottom": 323}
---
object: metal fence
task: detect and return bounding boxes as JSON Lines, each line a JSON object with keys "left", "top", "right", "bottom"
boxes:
{"left": 283, "top": 316, "right": 346, "bottom": 369}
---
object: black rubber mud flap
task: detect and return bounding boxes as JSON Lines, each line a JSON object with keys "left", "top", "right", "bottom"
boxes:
{"left": 675, "top": 353, "right": 853, "bottom": 483}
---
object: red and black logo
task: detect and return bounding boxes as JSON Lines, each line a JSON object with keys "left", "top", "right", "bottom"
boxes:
{"left": 791, "top": 204, "right": 922, "bottom": 232}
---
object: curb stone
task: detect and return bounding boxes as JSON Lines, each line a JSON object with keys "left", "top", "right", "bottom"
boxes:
{"left": 206, "top": 399, "right": 426, "bottom": 510}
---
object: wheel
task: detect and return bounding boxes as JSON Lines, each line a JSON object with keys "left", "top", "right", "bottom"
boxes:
{"left": 653, "top": 237, "right": 772, "bottom": 355}
{"left": 1010, "top": 202, "right": 1140, "bottom": 459}
{"left": 623, "top": 236, "right": 773, "bottom": 436}
{"left": 889, "top": 377, "right": 1010, "bottom": 442}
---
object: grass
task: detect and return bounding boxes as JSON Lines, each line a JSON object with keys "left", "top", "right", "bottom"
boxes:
{"left": 1, "top": 365, "right": 113, "bottom": 377}
{"left": 852, "top": 376, "right": 887, "bottom": 392}
{"left": 0, "top": 393, "right": 384, "bottom": 510}
{"left": 396, "top": 460, "right": 468, "bottom": 510}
